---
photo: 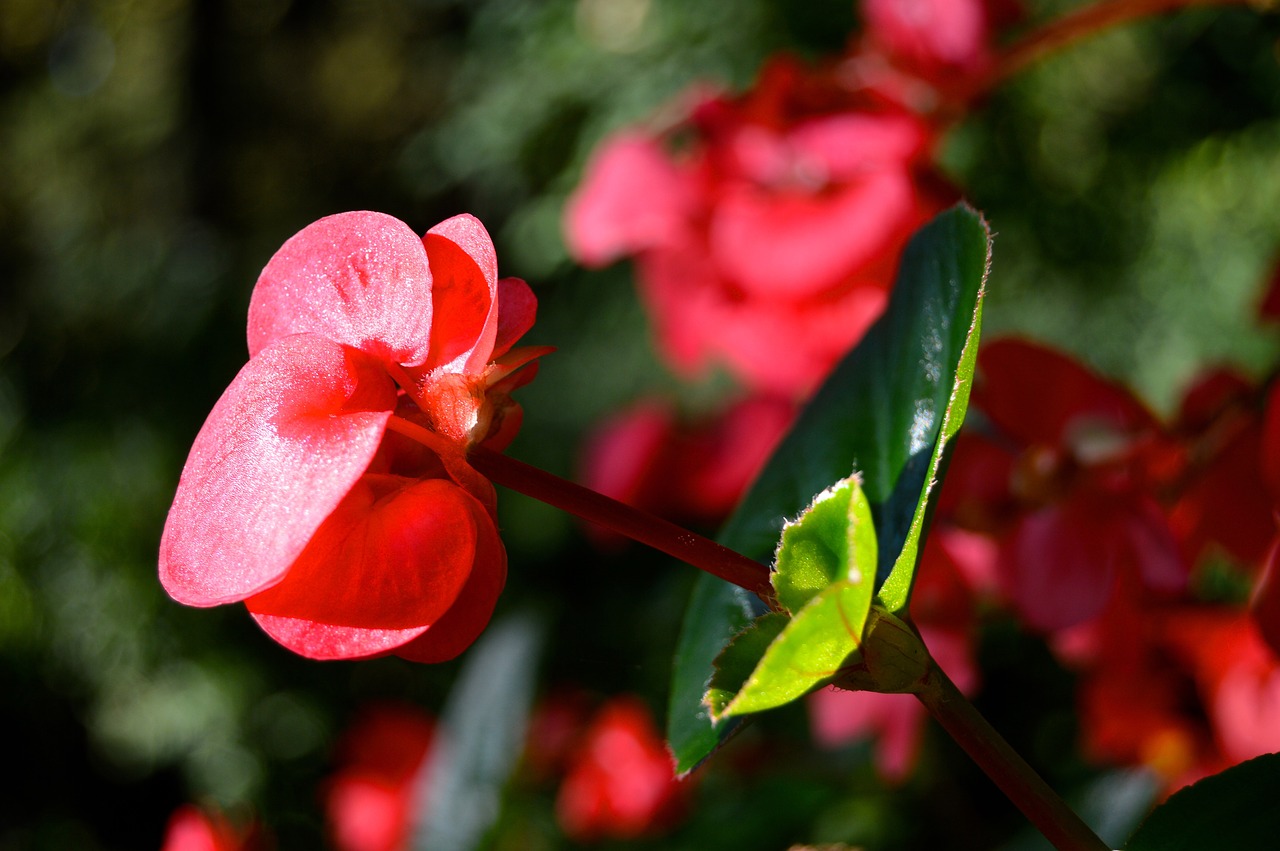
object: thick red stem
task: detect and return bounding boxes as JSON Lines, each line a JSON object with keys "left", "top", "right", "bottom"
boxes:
{"left": 467, "top": 445, "right": 775, "bottom": 602}
{"left": 993, "top": 0, "right": 1257, "bottom": 85}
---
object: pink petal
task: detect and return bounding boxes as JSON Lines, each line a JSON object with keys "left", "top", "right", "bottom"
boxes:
{"left": 160, "top": 334, "right": 396, "bottom": 607}
{"left": 863, "top": 0, "right": 990, "bottom": 74}
{"left": 244, "top": 475, "right": 489, "bottom": 630}
{"left": 563, "top": 133, "right": 693, "bottom": 266}
{"left": 247, "top": 211, "right": 435, "bottom": 367}
{"left": 423, "top": 215, "right": 500, "bottom": 374}
{"left": 492, "top": 277, "right": 538, "bottom": 358}
{"left": 787, "top": 113, "right": 930, "bottom": 180}
{"left": 710, "top": 170, "right": 918, "bottom": 300}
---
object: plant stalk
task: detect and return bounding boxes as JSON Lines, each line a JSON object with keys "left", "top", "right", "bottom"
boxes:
{"left": 467, "top": 445, "right": 775, "bottom": 603}
{"left": 915, "top": 661, "right": 1111, "bottom": 851}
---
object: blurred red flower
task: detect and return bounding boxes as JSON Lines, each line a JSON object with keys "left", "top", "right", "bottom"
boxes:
{"left": 565, "top": 57, "right": 953, "bottom": 397}
{"left": 160, "top": 805, "right": 266, "bottom": 851}
{"left": 160, "top": 212, "right": 544, "bottom": 662}
{"left": 962, "top": 338, "right": 1186, "bottom": 631}
{"left": 579, "top": 394, "right": 794, "bottom": 536}
{"left": 325, "top": 704, "right": 436, "bottom": 851}
{"left": 555, "top": 697, "right": 687, "bottom": 841}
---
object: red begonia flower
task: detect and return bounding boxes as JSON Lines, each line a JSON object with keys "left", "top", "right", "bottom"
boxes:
{"left": 160, "top": 211, "right": 543, "bottom": 661}
{"left": 555, "top": 697, "right": 687, "bottom": 842}
{"left": 964, "top": 338, "right": 1186, "bottom": 631}
{"left": 325, "top": 704, "right": 436, "bottom": 851}
{"left": 563, "top": 57, "right": 953, "bottom": 397}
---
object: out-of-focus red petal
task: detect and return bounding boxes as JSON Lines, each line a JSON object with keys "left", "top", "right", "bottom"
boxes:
{"left": 160, "top": 334, "right": 396, "bottom": 607}
{"left": 1252, "top": 543, "right": 1280, "bottom": 657}
{"left": 1260, "top": 380, "right": 1280, "bottom": 499}
{"left": 711, "top": 170, "right": 917, "bottom": 300}
{"left": 492, "top": 277, "right": 538, "bottom": 358}
{"left": 863, "top": 0, "right": 991, "bottom": 76}
{"left": 245, "top": 475, "right": 486, "bottom": 630}
{"left": 563, "top": 133, "right": 693, "bottom": 267}
{"left": 1000, "top": 500, "right": 1117, "bottom": 631}
{"left": 975, "top": 338, "right": 1156, "bottom": 448}
{"left": 423, "top": 215, "right": 499, "bottom": 374}
{"left": 247, "top": 212, "right": 436, "bottom": 366}
{"left": 392, "top": 502, "right": 506, "bottom": 663}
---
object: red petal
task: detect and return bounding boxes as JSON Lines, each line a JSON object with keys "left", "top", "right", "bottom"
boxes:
{"left": 247, "top": 211, "right": 435, "bottom": 366}
{"left": 244, "top": 475, "right": 488, "bottom": 630}
{"left": 710, "top": 170, "right": 918, "bottom": 300}
{"left": 492, "top": 277, "right": 538, "bottom": 358}
{"left": 423, "top": 215, "right": 500, "bottom": 374}
{"left": 1000, "top": 500, "right": 1117, "bottom": 631}
{"left": 392, "top": 501, "right": 506, "bottom": 663}
{"left": 563, "top": 133, "right": 693, "bottom": 266}
{"left": 160, "top": 334, "right": 396, "bottom": 607}
{"left": 975, "top": 338, "right": 1156, "bottom": 448}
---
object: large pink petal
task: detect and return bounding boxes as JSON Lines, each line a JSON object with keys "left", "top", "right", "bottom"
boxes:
{"left": 423, "top": 215, "right": 499, "bottom": 374}
{"left": 160, "top": 334, "right": 396, "bottom": 606}
{"left": 244, "top": 475, "right": 487, "bottom": 629}
{"left": 247, "top": 212, "right": 435, "bottom": 366}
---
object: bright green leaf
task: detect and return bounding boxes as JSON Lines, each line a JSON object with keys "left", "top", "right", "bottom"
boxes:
{"left": 1124, "top": 753, "right": 1280, "bottom": 851}
{"left": 722, "top": 581, "right": 872, "bottom": 718}
{"left": 773, "top": 474, "right": 876, "bottom": 615}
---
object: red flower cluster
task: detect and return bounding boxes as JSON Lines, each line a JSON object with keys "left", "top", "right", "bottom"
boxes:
{"left": 938, "top": 330, "right": 1280, "bottom": 788}
{"left": 566, "top": 65, "right": 958, "bottom": 397}
{"left": 159, "top": 212, "right": 545, "bottom": 662}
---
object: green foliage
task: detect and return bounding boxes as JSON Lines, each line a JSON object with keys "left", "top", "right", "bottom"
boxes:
{"left": 1124, "top": 753, "right": 1280, "bottom": 850}
{"left": 668, "top": 206, "right": 990, "bottom": 773}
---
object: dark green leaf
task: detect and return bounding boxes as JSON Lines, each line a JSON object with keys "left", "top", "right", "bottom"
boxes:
{"left": 667, "top": 573, "right": 765, "bottom": 776}
{"left": 1124, "top": 753, "right": 1280, "bottom": 851}
{"left": 667, "top": 205, "right": 991, "bottom": 772}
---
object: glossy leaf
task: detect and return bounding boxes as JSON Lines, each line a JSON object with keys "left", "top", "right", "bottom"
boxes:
{"left": 1124, "top": 753, "right": 1280, "bottom": 851}
{"left": 668, "top": 205, "right": 990, "bottom": 773}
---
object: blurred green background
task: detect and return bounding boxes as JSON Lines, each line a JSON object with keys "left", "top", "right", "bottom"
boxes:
{"left": 1, "top": 1, "right": 1278, "bottom": 848}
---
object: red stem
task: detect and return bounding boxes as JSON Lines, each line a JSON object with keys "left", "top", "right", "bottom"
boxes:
{"left": 992, "top": 0, "right": 1257, "bottom": 86}
{"left": 915, "top": 662, "right": 1111, "bottom": 851}
{"left": 467, "top": 445, "right": 776, "bottom": 602}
